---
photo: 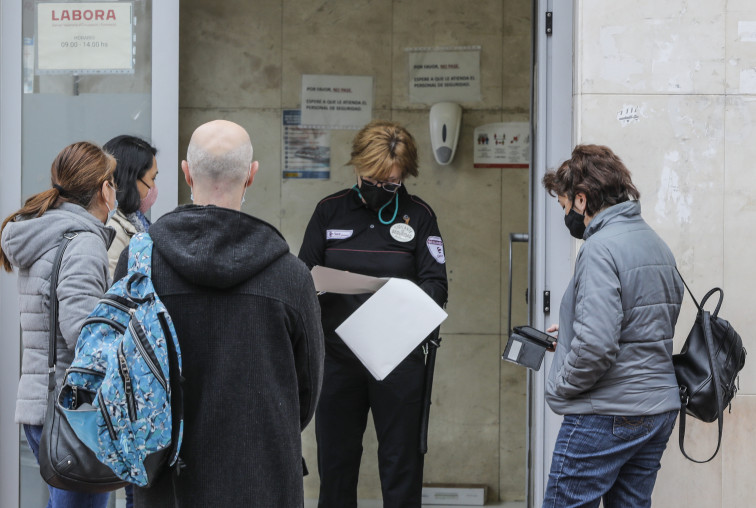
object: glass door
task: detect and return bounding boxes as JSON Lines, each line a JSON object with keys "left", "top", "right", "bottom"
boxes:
{"left": 0, "top": 1, "right": 178, "bottom": 505}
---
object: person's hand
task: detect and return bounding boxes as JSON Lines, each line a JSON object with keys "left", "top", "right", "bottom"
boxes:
{"left": 545, "top": 324, "right": 558, "bottom": 352}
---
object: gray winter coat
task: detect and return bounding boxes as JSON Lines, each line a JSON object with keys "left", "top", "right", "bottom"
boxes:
{"left": 0, "top": 202, "right": 114, "bottom": 425}
{"left": 546, "top": 200, "right": 684, "bottom": 416}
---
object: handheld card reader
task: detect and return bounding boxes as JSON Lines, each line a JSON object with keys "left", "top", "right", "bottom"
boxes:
{"left": 502, "top": 326, "right": 554, "bottom": 371}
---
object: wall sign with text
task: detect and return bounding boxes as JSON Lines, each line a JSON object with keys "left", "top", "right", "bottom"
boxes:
{"left": 407, "top": 46, "right": 481, "bottom": 104}
{"left": 37, "top": 2, "right": 134, "bottom": 74}
{"left": 300, "top": 75, "right": 373, "bottom": 130}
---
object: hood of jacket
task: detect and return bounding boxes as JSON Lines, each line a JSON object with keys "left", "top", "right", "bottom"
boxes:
{"left": 149, "top": 205, "right": 290, "bottom": 289}
{"left": 583, "top": 200, "right": 641, "bottom": 240}
{"left": 1, "top": 202, "right": 114, "bottom": 269}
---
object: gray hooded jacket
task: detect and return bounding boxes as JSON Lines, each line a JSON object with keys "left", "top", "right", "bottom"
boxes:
{"left": 1, "top": 202, "right": 114, "bottom": 425}
{"left": 546, "top": 200, "right": 684, "bottom": 416}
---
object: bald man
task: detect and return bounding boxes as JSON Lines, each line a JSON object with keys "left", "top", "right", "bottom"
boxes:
{"left": 115, "top": 120, "right": 324, "bottom": 508}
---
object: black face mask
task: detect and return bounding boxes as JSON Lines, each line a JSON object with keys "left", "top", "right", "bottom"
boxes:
{"left": 358, "top": 184, "right": 395, "bottom": 211}
{"left": 564, "top": 208, "right": 586, "bottom": 239}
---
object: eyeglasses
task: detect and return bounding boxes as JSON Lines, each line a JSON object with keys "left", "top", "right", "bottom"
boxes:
{"left": 360, "top": 177, "right": 402, "bottom": 193}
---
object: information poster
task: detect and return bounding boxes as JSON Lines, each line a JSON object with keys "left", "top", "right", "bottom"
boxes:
{"left": 473, "top": 122, "right": 530, "bottom": 169}
{"left": 283, "top": 110, "right": 331, "bottom": 179}
{"left": 37, "top": 2, "right": 134, "bottom": 74}
{"left": 407, "top": 46, "right": 481, "bottom": 104}
{"left": 300, "top": 75, "right": 373, "bottom": 129}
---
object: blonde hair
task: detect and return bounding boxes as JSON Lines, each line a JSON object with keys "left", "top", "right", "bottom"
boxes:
{"left": 349, "top": 120, "right": 418, "bottom": 180}
{"left": 0, "top": 141, "right": 115, "bottom": 272}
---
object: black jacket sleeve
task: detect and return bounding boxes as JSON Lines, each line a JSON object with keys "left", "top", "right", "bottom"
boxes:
{"left": 414, "top": 209, "right": 448, "bottom": 308}
{"left": 291, "top": 263, "right": 325, "bottom": 430}
{"left": 298, "top": 206, "right": 325, "bottom": 269}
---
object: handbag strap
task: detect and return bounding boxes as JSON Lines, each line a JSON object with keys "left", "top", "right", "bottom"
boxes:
{"left": 47, "top": 232, "right": 80, "bottom": 392}
{"left": 676, "top": 267, "right": 724, "bottom": 317}
{"left": 676, "top": 267, "right": 726, "bottom": 463}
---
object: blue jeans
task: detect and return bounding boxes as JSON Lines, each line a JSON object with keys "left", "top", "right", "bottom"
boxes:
{"left": 23, "top": 424, "right": 110, "bottom": 508}
{"left": 543, "top": 410, "right": 678, "bottom": 508}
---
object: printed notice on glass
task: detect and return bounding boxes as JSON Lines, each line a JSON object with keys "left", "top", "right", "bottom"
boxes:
{"left": 301, "top": 75, "right": 373, "bottom": 129}
{"left": 473, "top": 122, "right": 530, "bottom": 169}
{"left": 37, "top": 2, "right": 134, "bottom": 74}
{"left": 407, "top": 46, "right": 481, "bottom": 103}
{"left": 283, "top": 110, "right": 331, "bottom": 179}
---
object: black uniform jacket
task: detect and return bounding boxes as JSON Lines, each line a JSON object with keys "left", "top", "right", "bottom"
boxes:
{"left": 299, "top": 186, "right": 448, "bottom": 358}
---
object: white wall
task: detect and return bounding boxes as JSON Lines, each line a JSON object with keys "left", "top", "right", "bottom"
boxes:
{"left": 574, "top": 1, "right": 756, "bottom": 506}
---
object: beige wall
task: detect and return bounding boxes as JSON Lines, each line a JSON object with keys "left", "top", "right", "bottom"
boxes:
{"left": 178, "top": 0, "right": 532, "bottom": 502}
{"left": 575, "top": 1, "right": 756, "bottom": 506}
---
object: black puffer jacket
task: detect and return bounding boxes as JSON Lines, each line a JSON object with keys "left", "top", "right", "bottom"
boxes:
{"left": 116, "top": 205, "right": 324, "bottom": 508}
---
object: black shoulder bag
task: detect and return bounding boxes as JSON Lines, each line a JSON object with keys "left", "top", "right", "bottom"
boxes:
{"left": 673, "top": 271, "right": 747, "bottom": 463}
{"left": 38, "top": 231, "right": 127, "bottom": 492}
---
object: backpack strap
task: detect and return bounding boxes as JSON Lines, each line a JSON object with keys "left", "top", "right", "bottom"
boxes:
{"left": 47, "top": 232, "right": 81, "bottom": 391}
{"left": 675, "top": 267, "right": 725, "bottom": 463}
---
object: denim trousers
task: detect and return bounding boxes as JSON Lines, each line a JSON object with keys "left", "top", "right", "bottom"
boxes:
{"left": 543, "top": 410, "right": 678, "bottom": 508}
{"left": 23, "top": 424, "right": 110, "bottom": 508}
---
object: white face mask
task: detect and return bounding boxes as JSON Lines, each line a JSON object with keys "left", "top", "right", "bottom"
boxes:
{"left": 106, "top": 199, "right": 118, "bottom": 222}
{"left": 105, "top": 182, "right": 118, "bottom": 222}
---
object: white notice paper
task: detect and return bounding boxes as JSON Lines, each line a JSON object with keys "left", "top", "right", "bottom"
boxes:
{"left": 311, "top": 266, "right": 388, "bottom": 295}
{"left": 335, "top": 278, "right": 448, "bottom": 380}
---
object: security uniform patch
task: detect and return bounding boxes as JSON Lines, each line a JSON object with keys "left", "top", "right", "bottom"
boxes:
{"left": 426, "top": 236, "right": 445, "bottom": 264}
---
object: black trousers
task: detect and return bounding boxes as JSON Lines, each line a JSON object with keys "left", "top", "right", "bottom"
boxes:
{"left": 316, "top": 346, "right": 426, "bottom": 508}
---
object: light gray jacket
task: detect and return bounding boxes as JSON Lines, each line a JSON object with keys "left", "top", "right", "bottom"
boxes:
{"left": 1, "top": 202, "right": 114, "bottom": 425}
{"left": 546, "top": 200, "right": 684, "bottom": 416}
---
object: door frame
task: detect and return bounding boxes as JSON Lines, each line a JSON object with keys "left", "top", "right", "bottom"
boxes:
{"left": 0, "top": 2, "right": 179, "bottom": 504}
{"left": 528, "top": 0, "right": 575, "bottom": 506}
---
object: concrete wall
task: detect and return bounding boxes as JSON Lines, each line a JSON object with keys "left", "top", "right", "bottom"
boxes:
{"left": 178, "top": 0, "right": 532, "bottom": 502}
{"left": 574, "top": 1, "right": 756, "bottom": 506}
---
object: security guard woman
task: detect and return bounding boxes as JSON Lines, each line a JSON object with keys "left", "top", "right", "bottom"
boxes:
{"left": 299, "top": 120, "right": 448, "bottom": 507}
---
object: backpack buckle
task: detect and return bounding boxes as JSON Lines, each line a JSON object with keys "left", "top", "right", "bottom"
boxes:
{"left": 679, "top": 386, "right": 689, "bottom": 406}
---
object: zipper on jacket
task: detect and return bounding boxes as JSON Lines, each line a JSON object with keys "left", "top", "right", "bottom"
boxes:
{"left": 81, "top": 316, "right": 127, "bottom": 335}
{"left": 129, "top": 318, "right": 167, "bottom": 392}
{"left": 118, "top": 342, "right": 137, "bottom": 422}
{"left": 98, "top": 391, "right": 118, "bottom": 441}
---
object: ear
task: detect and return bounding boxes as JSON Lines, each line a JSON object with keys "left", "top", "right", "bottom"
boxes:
{"left": 574, "top": 192, "right": 587, "bottom": 213}
{"left": 246, "top": 161, "right": 259, "bottom": 188}
{"left": 100, "top": 180, "right": 111, "bottom": 204}
{"left": 181, "top": 160, "right": 193, "bottom": 187}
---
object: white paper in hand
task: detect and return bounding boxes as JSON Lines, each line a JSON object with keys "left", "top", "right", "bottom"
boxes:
{"left": 335, "top": 278, "right": 448, "bottom": 380}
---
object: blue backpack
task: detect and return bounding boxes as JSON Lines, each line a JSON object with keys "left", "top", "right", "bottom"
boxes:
{"left": 60, "top": 233, "right": 183, "bottom": 487}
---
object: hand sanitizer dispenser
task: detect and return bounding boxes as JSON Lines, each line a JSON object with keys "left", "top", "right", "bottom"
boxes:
{"left": 429, "top": 102, "right": 462, "bottom": 165}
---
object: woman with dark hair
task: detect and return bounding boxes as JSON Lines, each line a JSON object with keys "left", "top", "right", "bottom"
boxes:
{"left": 103, "top": 135, "right": 158, "bottom": 277}
{"left": 299, "top": 120, "right": 448, "bottom": 507}
{"left": 542, "top": 144, "right": 684, "bottom": 508}
{"left": 0, "top": 141, "right": 117, "bottom": 508}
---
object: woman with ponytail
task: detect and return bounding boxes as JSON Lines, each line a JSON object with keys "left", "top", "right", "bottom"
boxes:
{"left": 103, "top": 135, "right": 159, "bottom": 278}
{"left": 0, "top": 141, "right": 117, "bottom": 508}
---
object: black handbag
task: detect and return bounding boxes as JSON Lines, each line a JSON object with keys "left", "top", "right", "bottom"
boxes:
{"left": 38, "top": 232, "right": 127, "bottom": 492}
{"left": 673, "top": 272, "right": 747, "bottom": 463}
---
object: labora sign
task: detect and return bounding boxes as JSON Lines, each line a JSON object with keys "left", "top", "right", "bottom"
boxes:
{"left": 37, "top": 2, "right": 133, "bottom": 73}
{"left": 50, "top": 9, "right": 117, "bottom": 21}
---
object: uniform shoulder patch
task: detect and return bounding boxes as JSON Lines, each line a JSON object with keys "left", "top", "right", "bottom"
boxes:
{"left": 426, "top": 236, "right": 445, "bottom": 264}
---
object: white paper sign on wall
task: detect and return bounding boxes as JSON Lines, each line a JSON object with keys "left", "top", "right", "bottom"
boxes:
{"left": 407, "top": 46, "right": 481, "bottom": 104}
{"left": 301, "top": 75, "right": 374, "bottom": 129}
